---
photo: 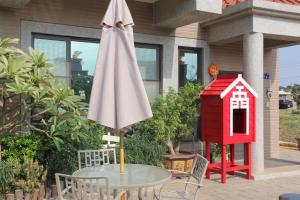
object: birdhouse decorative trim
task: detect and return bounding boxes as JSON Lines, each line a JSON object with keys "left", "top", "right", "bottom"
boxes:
{"left": 229, "top": 85, "right": 250, "bottom": 136}
{"left": 220, "top": 74, "right": 258, "bottom": 99}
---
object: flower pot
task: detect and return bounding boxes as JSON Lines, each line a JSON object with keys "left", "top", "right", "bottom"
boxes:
{"left": 164, "top": 153, "right": 195, "bottom": 178}
{"left": 38, "top": 185, "right": 45, "bottom": 200}
{"left": 51, "top": 184, "right": 58, "bottom": 198}
{"left": 15, "top": 189, "right": 23, "bottom": 200}
{"left": 24, "top": 193, "right": 31, "bottom": 200}
{"left": 5, "top": 193, "right": 14, "bottom": 200}
{"left": 295, "top": 138, "right": 300, "bottom": 151}
{"left": 31, "top": 188, "right": 39, "bottom": 200}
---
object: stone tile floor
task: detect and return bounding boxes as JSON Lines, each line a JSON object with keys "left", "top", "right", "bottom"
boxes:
{"left": 159, "top": 147, "right": 300, "bottom": 200}
{"left": 140, "top": 173, "right": 300, "bottom": 200}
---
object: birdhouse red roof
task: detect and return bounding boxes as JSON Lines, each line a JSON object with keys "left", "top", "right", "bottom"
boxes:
{"left": 200, "top": 74, "right": 258, "bottom": 98}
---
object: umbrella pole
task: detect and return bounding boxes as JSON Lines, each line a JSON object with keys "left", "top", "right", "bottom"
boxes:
{"left": 120, "top": 131, "right": 125, "bottom": 174}
{"left": 120, "top": 131, "right": 126, "bottom": 200}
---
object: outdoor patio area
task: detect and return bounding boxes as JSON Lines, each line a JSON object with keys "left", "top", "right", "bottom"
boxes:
{"left": 123, "top": 168, "right": 300, "bottom": 200}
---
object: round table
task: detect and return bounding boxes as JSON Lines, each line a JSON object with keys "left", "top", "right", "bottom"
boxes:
{"left": 72, "top": 164, "right": 171, "bottom": 199}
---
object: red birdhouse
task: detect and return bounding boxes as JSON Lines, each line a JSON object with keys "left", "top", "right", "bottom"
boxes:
{"left": 200, "top": 74, "right": 257, "bottom": 183}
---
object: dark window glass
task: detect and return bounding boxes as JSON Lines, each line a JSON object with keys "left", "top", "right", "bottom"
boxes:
{"left": 233, "top": 109, "right": 246, "bottom": 134}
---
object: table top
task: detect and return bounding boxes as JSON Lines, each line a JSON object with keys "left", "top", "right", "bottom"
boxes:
{"left": 72, "top": 164, "right": 171, "bottom": 189}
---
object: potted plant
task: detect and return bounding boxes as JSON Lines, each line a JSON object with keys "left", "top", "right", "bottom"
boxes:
{"left": 0, "top": 161, "right": 15, "bottom": 200}
{"left": 13, "top": 157, "right": 47, "bottom": 200}
{"left": 135, "top": 83, "right": 204, "bottom": 176}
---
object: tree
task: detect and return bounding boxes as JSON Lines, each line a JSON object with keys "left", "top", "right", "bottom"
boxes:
{"left": 134, "top": 83, "right": 204, "bottom": 155}
{"left": 291, "top": 84, "right": 300, "bottom": 108}
{"left": 0, "top": 38, "right": 89, "bottom": 150}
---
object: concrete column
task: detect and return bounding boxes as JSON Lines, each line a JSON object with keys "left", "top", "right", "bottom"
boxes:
{"left": 243, "top": 32, "right": 264, "bottom": 174}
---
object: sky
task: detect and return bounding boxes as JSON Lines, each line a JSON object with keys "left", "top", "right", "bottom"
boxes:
{"left": 71, "top": 41, "right": 99, "bottom": 76}
{"left": 279, "top": 45, "right": 300, "bottom": 87}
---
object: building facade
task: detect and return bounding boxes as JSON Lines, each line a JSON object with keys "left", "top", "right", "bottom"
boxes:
{"left": 1, "top": 0, "right": 300, "bottom": 174}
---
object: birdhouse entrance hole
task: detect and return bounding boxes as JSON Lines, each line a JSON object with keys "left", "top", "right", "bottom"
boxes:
{"left": 233, "top": 108, "right": 246, "bottom": 134}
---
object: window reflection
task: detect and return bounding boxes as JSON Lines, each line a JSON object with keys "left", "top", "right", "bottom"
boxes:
{"left": 71, "top": 41, "right": 99, "bottom": 102}
{"left": 34, "top": 38, "right": 68, "bottom": 82}
{"left": 33, "top": 36, "right": 161, "bottom": 103}
{"left": 136, "top": 45, "right": 160, "bottom": 102}
{"left": 179, "top": 48, "right": 201, "bottom": 87}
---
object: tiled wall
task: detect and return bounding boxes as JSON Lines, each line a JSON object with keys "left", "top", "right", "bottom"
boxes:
{"left": 0, "top": 0, "right": 204, "bottom": 40}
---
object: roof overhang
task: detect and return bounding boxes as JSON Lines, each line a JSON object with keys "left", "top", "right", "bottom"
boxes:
{"left": 153, "top": 0, "right": 222, "bottom": 28}
{"left": 0, "top": 0, "right": 31, "bottom": 8}
{"left": 203, "top": 0, "right": 300, "bottom": 47}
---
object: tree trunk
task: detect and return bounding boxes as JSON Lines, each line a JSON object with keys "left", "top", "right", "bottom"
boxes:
{"left": 174, "top": 141, "right": 181, "bottom": 154}
{"left": 166, "top": 139, "right": 175, "bottom": 155}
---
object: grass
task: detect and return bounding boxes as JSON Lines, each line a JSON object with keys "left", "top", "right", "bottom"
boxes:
{"left": 280, "top": 109, "right": 300, "bottom": 143}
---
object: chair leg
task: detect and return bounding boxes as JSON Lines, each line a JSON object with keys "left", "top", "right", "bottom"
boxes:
{"left": 194, "top": 187, "right": 200, "bottom": 200}
{"left": 138, "top": 188, "right": 143, "bottom": 200}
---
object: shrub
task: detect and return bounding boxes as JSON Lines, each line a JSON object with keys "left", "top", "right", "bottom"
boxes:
{"left": 291, "top": 84, "right": 300, "bottom": 108}
{"left": 119, "top": 132, "right": 166, "bottom": 166}
{"left": 0, "top": 161, "right": 15, "bottom": 198}
{"left": 0, "top": 132, "right": 47, "bottom": 164}
{"left": 292, "top": 109, "right": 300, "bottom": 115}
{"left": 44, "top": 121, "right": 105, "bottom": 182}
{"left": 134, "top": 83, "right": 204, "bottom": 155}
{"left": 0, "top": 38, "right": 89, "bottom": 150}
{"left": 0, "top": 121, "right": 105, "bottom": 183}
{"left": 14, "top": 157, "right": 47, "bottom": 193}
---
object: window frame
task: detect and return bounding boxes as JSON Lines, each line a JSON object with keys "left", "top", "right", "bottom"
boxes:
{"left": 178, "top": 47, "right": 203, "bottom": 87}
{"left": 32, "top": 33, "right": 163, "bottom": 96}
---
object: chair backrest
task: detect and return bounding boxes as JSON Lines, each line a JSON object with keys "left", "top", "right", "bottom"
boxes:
{"left": 55, "top": 173, "right": 111, "bottom": 200}
{"left": 191, "top": 154, "right": 209, "bottom": 186}
{"left": 55, "top": 173, "right": 76, "bottom": 200}
{"left": 78, "top": 148, "right": 117, "bottom": 169}
{"left": 102, "top": 132, "right": 120, "bottom": 148}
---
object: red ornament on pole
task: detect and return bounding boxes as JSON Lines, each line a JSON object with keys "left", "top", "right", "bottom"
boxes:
{"left": 200, "top": 74, "right": 257, "bottom": 184}
{"left": 208, "top": 64, "right": 220, "bottom": 79}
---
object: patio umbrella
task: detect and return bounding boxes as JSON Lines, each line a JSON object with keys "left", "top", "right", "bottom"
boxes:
{"left": 88, "top": 0, "right": 153, "bottom": 176}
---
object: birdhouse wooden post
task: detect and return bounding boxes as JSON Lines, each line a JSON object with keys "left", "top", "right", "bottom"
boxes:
{"left": 200, "top": 74, "right": 257, "bottom": 184}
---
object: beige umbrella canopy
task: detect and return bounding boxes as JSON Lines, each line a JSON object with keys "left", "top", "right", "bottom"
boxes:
{"left": 88, "top": 0, "right": 152, "bottom": 130}
{"left": 88, "top": 0, "right": 153, "bottom": 176}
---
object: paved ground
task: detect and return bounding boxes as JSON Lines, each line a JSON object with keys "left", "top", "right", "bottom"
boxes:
{"left": 193, "top": 174, "right": 300, "bottom": 200}
{"left": 158, "top": 147, "right": 300, "bottom": 200}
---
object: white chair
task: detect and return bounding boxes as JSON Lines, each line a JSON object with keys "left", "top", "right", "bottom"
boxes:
{"left": 158, "top": 154, "right": 209, "bottom": 200}
{"left": 78, "top": 148, "right": 117, "bottom": 169}
{"left": 55, "top": 173, "right": 125, "bottom": 200}
{"left": 102, "top": 132, "right": 120, "bottom": 148}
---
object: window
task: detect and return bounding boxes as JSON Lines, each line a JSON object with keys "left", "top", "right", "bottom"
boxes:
{"left": 178, "top": 48, "right": 202, "bottom": 87}
{"left": 33, "top": 34, "right": 161, "bottom": 102}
